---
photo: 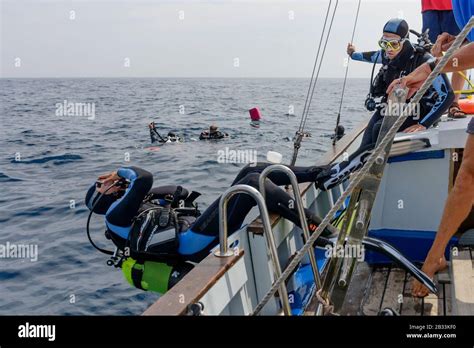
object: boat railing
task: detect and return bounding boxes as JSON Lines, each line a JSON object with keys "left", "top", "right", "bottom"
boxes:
{"left": 258, "top": 164, "right": 322, "bottom": 289}
{"left": 214, "top": 184, "right": 292, "bottom": 315}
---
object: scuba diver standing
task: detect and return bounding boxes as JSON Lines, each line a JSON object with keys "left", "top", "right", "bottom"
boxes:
{"left": 317, "top": 18, "right": 454, "bottom": 191}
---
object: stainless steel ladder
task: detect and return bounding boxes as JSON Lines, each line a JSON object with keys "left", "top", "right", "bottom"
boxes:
{"left": 258, "top": 164, "right": 322, "bottom": 289}
{"left": 214, "top": 184, "right": 292, "bottom": 315}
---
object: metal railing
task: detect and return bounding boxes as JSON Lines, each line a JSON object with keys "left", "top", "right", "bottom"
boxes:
{"left": 213, "top": 184, "right": 292, "bottom": 315}
{"left": 258, "top": 164, "right": 322, "bottom": 289}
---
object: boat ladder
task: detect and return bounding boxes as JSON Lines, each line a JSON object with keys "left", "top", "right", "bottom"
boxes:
{"left": 214, "top": 184, "right": 293, "bottom": 315}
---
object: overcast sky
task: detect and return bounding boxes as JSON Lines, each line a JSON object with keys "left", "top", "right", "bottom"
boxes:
{"left": 0, "top": 0, "right": 423, "bottom": 78}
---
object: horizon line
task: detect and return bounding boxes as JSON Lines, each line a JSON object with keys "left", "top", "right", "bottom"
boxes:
{"left": 0, "top": 76, "right": 370, "bottom": 79}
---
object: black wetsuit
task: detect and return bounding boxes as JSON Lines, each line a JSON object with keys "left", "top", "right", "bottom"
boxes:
{"left": 150, "top": 128, "right": 181, "bottom": 143}
{"left": 150, "top": 127, "right": 166, "bottom": 143}
{"left": 355, "top": 41, "right": 454, "bottom": 147}
{"left": 199, "top": 130, "right": 228, "bottom": 140}
{"left": 92, "top": 164, "right": 330, "bottom": 263}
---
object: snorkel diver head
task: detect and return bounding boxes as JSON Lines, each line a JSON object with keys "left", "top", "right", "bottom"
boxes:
{"left": 380, "top": 18, "right": 410, "bottom": 59}
{"left": 210, "top": 125, "right": 218, "bottom": 134}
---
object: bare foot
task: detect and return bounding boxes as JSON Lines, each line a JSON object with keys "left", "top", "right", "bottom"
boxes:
{"left": 412, "top": 255, "right": 447, "bottom": 297}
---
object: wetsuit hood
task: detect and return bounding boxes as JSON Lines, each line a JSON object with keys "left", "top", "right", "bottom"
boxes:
{"left": 383, "top": 18, "right": 409, "bottom": 38}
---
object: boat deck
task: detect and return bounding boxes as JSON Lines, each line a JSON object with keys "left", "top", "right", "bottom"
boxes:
{"left": 336, "top": 246, "right": 474, "bottom": 316}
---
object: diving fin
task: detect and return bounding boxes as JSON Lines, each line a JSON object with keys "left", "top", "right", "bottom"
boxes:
{"left": 185, "top": 191, "right": 201, "bottom": 205}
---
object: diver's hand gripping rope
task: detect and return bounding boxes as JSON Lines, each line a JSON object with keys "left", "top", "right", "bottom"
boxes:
{"left": 252, "top": 16, "right": 474, "bottom": 316}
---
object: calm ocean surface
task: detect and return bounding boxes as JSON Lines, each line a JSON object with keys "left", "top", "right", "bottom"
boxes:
{"left": 0, "top": 78, "right": 369, "bottom": 314}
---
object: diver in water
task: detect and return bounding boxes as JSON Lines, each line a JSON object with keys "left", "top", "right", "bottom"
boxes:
{"left": 317, "top": 18, "right": 454, "bottom": 191}
{"left": 85, "top": 163, "right": 334, "bottom": 293}
{"left": 199, "top": 125, "right": 229, "bottom": 140}
{"left": 149, "top": 122, "right": 183, "bottom": 143}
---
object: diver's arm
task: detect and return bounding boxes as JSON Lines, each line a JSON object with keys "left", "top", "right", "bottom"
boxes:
{"left": 438, "top": 42, "right": 474, "bottom": 72}
{"left": 150, "top": 128, "right": 158, "bottom": 143}
{"left": 150, "top": 128, "right": 166, "bottom": 143}
{"left": 351, "top": 50, "right": 383, "bottom": 63}
{"left": 105, "top": 167, "right": 153, "bottom": 231}
{"left": 419, "top": 74, "right": 455, "bottom": 128}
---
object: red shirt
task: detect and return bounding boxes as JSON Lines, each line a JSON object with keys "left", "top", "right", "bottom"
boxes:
{"left": 422, "top": 0, "right": 453, "bottom": 12}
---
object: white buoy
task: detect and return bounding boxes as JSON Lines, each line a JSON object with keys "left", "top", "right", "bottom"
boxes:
{"left": 267, "top": 151, "right": 283, "bottom": 164}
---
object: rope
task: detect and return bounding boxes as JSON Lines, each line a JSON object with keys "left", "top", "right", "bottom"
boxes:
{"left": 301, "top": 0, "right": 339, "bottom": 132}
{"left": 298, "top": 0, "right": 334, "bottom": 132}
{"left": 252, "top": 16, "right": 474, "bottom": 316}
{"left": 333, "top": 0, "right": 361, "bottom": 145}
{"left": 291, "top": 0, "right": 339, "bottom": 165}
{"left": 454, "top": 89, "right": 474, "bottom": 94}
{"left": 457, "top": 70, "right": 474, "bottom": 89}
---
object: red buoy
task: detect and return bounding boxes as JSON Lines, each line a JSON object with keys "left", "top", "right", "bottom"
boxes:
{"left": 249, "top": 107, "right": 261, "bottom": 121}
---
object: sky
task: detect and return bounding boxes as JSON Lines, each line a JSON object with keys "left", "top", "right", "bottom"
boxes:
{"left": 0, "top": 0, "right": 424, "bottom": 78}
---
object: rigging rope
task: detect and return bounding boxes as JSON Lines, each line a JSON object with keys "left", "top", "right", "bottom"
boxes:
{"left": 333, "top": 0, "right": 362, "bottom": 145}
{"left": 252, "top": 15, "right": 474, "bottom": 315}
{"left": 291, "top": 0, "right": 339, "bottom": 166}
{"left": 301, "top": 0, "right": 339, "bottom": 132}
{"left": 298, "top": 0, "right": 334, "bottom": 132}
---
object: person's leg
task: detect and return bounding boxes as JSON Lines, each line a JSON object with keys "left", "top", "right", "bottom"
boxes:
{"left": 371, "top": 118, "right": 384, "bottom": 143}
{"left": 413, "top": 133, "right": 474, "bottom": 297}
{"left": 360, "top": 109, "right": 383, "bottom": 149}
{"left": 422, "top": 10, "right": 442, "bottom": 44}
{"left": 314, "top": 111, "right": 383, "bottom": 191}
{"left": 150, "top": 128, "right": 165, "bottom": 143}
{"left": 234, "top": 110, "right": 383, "bottom": 192}
{"left": 232, "top": 163, "right": 330, "bottom": 186}
{"left": 150, "top": 128, "right": 158, "bottom": 143}
{"left": 365, "top": 110, "right": 415, "bottom": 146}
{"left": 440, "top": 10, "right": 467, "bottom": 114}
{"left": 316, "top": 110, "right": 427, "bottom": 191}
{"left": 450, "top": 72, "right": 467, "bottom": 103}
{"left": 179, "top": 172, "right": 335, "bottom": 261}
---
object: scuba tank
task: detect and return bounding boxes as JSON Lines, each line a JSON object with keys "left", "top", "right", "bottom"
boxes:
{"left": 122, "top": 258, "right": 194, "bottom": 294}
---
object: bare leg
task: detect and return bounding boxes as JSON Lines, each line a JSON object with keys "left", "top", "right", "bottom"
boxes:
{"left": 451, "top": 71, "right": 466, "bottom": 104}
{"left": 413, "top": 134, "right": 474, "bottom": 297}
